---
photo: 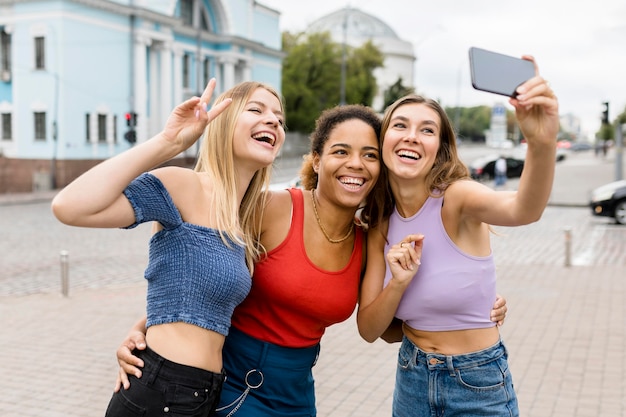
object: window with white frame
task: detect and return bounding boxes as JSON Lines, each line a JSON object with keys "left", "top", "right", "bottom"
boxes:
{"left": 180, "top": 0, "right": 193, "bottom": 27}
{"left": 34, "top": 112, "right": 46, "bottom": 141}
{"left": 200, "top": 10, "right": 209, "bottom": 30}
{"left": 203, "top": 57, "right": 210, "bottom": 87}
{"left": 98, "top": 114, "right": 107, "bottom": 143}
{"left": 85, "top": 113, "right": 90, "bottom": 142}
{"left": 180, "top": 0, "right": 211, "bottom": 30}
{"left": 113, "top": 114, "right": 118, "bottom": 143}
{"left": 35, "top": 36, "right": 45, "bottom": 70}
{"left": 1, "top": 113, "right": 11, "bottom": 140}
{"left": 1, "top": 30, "right": 11, "bottom": 73}
{"left": 183, "top": 53, "right": 190, "bottom": 88}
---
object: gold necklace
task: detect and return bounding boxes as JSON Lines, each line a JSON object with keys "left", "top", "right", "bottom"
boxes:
{"left": 310, "top": 189, "right": 354, "bottom": 244}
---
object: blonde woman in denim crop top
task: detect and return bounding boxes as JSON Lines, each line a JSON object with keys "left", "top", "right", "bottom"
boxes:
{"left": 51, "top": 79, "right": 286, "bottom": 417}
{"left": 357, "top": 56, "right": 559, "bottom": 417}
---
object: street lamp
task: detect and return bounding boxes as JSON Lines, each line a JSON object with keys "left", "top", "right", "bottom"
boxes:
{"left": 339, "top": 7, "right": 349, "bottom": 106}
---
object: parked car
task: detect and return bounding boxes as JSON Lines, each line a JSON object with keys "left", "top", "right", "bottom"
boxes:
{"left": 557, "top": 140, "right": 572, "bottom": 149}
{"left": 589, "top": 180, "right": 626, "bottom": 224}
{"left": 514, "top": 142, "right": 567, "bottom": 162}
{"left": 569, "top": 142, "right": 593, "bottom": 152}
{"left": 513, "top": 142, "right": 570, "bottom": 162}
{"left": 469, "top": 154, "right": 525, "bottom": 181}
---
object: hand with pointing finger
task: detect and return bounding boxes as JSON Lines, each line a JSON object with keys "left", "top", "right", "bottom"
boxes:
{"left": 386, "top": 234, "right": 424, "bottom": 286}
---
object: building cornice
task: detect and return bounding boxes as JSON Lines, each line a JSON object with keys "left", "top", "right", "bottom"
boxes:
{"left": 0, "top": 0, "right": 284, "bottom": 58}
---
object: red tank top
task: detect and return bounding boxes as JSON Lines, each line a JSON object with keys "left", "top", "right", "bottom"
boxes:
{"left": 230, "top": 188, "right": 363, "bottom": 347}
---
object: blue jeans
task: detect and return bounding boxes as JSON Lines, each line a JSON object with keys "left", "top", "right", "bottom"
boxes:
{"left": 105, "top": 345, "right": 225, "bottom": 417}
{"left": 393, "top": 336, "right": 519, "bottom": 417}
{"left": 215, "top": 327, "right": 320, "bottom": 417}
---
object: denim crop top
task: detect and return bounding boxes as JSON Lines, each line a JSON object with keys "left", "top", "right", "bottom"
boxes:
{"left": 123, "top": 172, "right": 251, "bottom": 336}
{"left": 384, "top": 194, "right": 496, "bottom": 331}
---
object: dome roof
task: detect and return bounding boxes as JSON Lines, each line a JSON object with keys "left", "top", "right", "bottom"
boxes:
{"left": 307, "top": 7, "right": 400, "bottom": 40}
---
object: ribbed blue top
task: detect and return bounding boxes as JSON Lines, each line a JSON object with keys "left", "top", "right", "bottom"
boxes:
{"left": 123, "top": 173, "right": 251, "bottom": 336}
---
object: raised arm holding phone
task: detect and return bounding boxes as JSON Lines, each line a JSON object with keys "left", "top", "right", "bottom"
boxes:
{"left": 357, "top": 54, "right": 558, "bottom": 417}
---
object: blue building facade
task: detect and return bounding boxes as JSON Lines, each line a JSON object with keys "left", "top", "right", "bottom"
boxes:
{"left": 0, "top": 0, "right": 282, "bottom": 192}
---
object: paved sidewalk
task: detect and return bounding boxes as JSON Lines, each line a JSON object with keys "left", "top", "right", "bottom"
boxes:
{"left": 1, "top": 149, "right": 624, "bottom": 416}
{"left": 1, "top": 240, "right": 624, "bottom": 416}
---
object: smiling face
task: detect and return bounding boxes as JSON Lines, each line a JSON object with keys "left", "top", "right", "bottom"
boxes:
{"left": 382, "top": 102, "right": 441, "bottom": 182}
{"left": 364, "top": 94, "right": 468, "bottom": 228}
{"left": 232, "top": 87, "right": 286, "bottom": 173}
{"left": 313, "top": 118, "right": 380, "bottom": 209}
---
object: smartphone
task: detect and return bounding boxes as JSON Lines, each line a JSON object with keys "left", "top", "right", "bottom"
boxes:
{"left": 468, "top": 47, "right": 535, "bottom": 98}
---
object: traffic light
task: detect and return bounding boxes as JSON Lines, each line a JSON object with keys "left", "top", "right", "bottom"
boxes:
{"left": 124, "top": 129, "right": 136, "bottom": 144}
{"left": 124, "top": 112, "right": 138, "bottom": 144}
{"left": 125, "top": 112, "right": 138, "bottom": 128}
{"left": 601, "top": 102, "right": 609, "bottom": 125}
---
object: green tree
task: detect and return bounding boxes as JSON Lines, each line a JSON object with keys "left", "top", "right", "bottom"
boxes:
{"left": 281, "top": 31, "right": 384, "bottom": 133}
{"left": 595, "top": 104, "right": 626, "bottom": 141}
{"left": 381, "top": 77, "right": 415, "bottom": 112}
{"left": 344, "top": 40, "right": 385, "bottom": 106}
{"left": 445, "top": 105, "right": 491, "bottom": 142}
{"left": 598, "top": 124, "right": 614, "bottom": 141}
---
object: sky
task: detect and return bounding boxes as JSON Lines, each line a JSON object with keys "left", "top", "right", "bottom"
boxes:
{"left": 260, "top": 0, "right": 626, "bottom": 140}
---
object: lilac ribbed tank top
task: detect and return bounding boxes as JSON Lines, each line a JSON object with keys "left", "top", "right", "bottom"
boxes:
{"left": 383, "top": 195, "right": 497, "bottom": 331}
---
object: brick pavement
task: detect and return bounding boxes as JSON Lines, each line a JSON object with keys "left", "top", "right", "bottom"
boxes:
{"left": 1, "top": 149, "right": 624, "bottom": 416}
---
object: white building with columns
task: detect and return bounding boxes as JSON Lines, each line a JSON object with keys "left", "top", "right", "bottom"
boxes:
{"left": 0, "top": 0, "right": 282, "bottom": 192}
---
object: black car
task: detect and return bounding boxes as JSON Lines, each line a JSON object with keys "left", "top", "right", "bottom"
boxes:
{"left": 589, "top": 180, "right": 626, "bottom": 224}
{"left": 469, "top": 154, "right": 525, "bottom": 181}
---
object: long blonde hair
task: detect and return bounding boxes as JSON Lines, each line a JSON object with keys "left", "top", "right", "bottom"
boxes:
{"left": 194, "top": 81, "right": 284, "bottom": 273}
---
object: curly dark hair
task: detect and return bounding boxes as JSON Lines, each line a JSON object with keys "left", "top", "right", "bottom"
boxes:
{"left": 299, "top": 104, "right": 382, "bottom": 191}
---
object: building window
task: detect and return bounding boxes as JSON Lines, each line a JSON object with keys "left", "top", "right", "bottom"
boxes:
{"left": 113, "top": 114, "right": 118, "bottom": 143}
{"left": 200, "top": 9, "right": 209, "bottom": 30}
{"left": 85, "top": 113, "right": 90, "bottom": 142}
{"left": 180, "top": 0, "right": 193, "bottom": 27}
{"left": 1, "top": 30, "right": 11, "bottom": 73}
{"left": 34, "top": 36, "right": 45, "bottom": 70}
{"left": 98, "top": 114, "right": 107, "bottom": 143}
{"left": 1, "top": 113, "right": 11, "bottom": 140}
{"left": 182, "top": 54, "right": 190, "bottom": 88}
{"left": 34, "top": 112, "right": 46, "bottom": 141}
{"left": 203, "top": 57, "right": 210, "bottom": 87}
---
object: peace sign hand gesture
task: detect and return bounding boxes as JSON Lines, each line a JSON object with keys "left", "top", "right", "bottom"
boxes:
{"left": 161, "top": 78, "right": 233, "bottom": 152}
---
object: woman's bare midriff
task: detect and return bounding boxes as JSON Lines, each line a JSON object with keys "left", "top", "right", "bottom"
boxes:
{"left": 146, "top": 322, "right": 225, "bottom": 373}
{"left": 402, "top": 323, "right": 500, "bottom": 355}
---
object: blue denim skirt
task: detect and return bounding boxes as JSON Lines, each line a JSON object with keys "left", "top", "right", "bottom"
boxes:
{"left": 215, "top": 327, "right": 320, "bottom": 417}
{"left": 393, "top": 336, "right": 519, "bottom": 417}
{"left": 105, "top": 345, "right": 225, "bottom": 417}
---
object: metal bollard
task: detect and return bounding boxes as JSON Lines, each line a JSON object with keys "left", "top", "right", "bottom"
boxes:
{"left": 563, "top": 227, "right": 572, "bottom": 267}
{"left": 60, "top": 250, "right": 69, "bottom": 296}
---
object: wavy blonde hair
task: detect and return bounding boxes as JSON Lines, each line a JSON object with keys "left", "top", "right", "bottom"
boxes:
{"left": 194, "top": 81, "right": 284, "bottom": 273}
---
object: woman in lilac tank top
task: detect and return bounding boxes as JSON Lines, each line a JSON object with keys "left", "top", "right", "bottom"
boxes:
{"left": 358, "top": 56, "right": 559, "bottom": 417}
